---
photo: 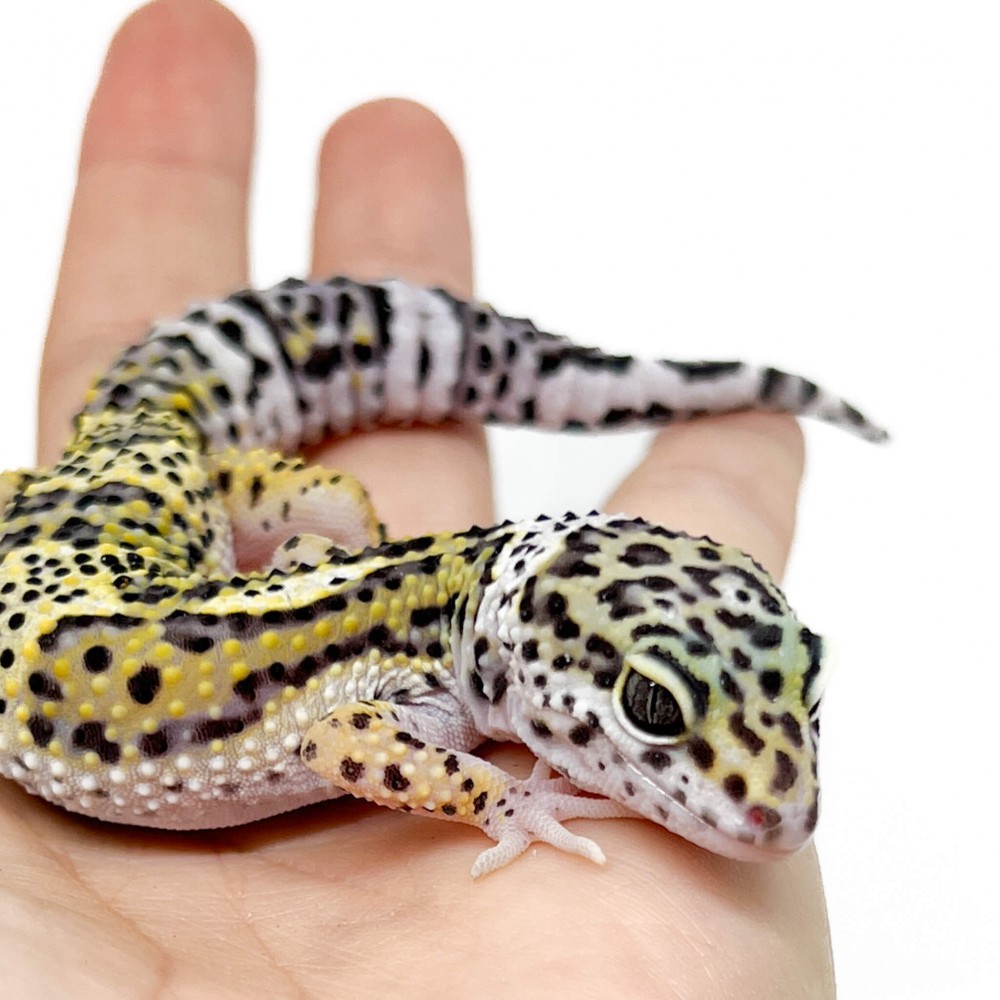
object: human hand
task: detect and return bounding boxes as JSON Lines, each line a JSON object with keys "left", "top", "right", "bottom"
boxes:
{"left": 6, "top": 1, "right": 832, "bottom": 996}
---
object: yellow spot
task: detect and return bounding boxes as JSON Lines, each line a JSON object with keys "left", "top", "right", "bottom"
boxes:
{"left": 105, "top": 727, "right": 118, "bottom": 741}
{"left": 199, "top": 660, "right": 214, "bottom": 676}
{"left": 111, "top": 704, "right": 127, "bottom": 721}
{"left": 5, "top": 679, "right": 21, "bottom": 699}
{"left": 91, "top": 675, "right": 109, "bottom": 696}
{"left": 141, "top": 718, "right": 159, "bottom": 734}
{"left": 53, "top": 658, "right": 71, "bottom": 680}
{"left": 36, "top": 617, "right": 57, "bottom": 636}
{"left": 163, "top": 666, "right": 182, "bottom": 686}
{"left": 42, "top": 702, "right": 59, "bottom": 719}
{"left": 17, "top": 730, "right": 33, "bottom": 747}
{"left": 48, "top": 741, "right": 63, "bottom": 757}
{"left": 198, "top": 681, "right": 215, "bottom": 699}
{"left": 261, "top": 631, "right": 280, "bottom": 650}
{"left": 343, "top": 616, "right": 360, "bottom": 636}
{"left": 211, "top": 739, "right": 224, "bottom": 753}
{"left": 291, "top": 634, "right": 307, "bottom": 652}
{"left": 282, "top": 686, "right": 297, "bottom": 701}
{"left": 230, "top": 662, "right": 250, "bottom": 682}
{"left": 154, "top": 642, "right": 174, "bottom": 663}
{"left": 369, "top": 601, "right": 386, "bottom": 620}
{"left": 21, "top": 640, "right": 40, "bottom": 665}
{"left": 78, "top": 703, "right": 95, "bottom": 720}
{"left": 122, "top": 745, "right": 139, "bottom": 761}
{"left": 223, "top": 639, "right": 241, "bottom": 658}
{"left": 83, "top": 751, "right": 100, "bottom": 767}
{"left": 313, "top": 620, "right": 331, "bottom": 640}
{"left": 129, "top": 499, "right": 152, "bottom": 518}
{"left": 168, "top": 700, "right": 186, "bottom": 718}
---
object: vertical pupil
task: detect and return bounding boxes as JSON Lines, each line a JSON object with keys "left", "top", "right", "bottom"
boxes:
{"left": 622, "top": 670, "right": 685, "bottom": 737}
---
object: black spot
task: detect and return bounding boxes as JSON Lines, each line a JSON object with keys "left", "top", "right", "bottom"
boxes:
{"left": 640, "top": 749, "right": 671, "bottom": 772}
{"left": 723, "top": 774, "right": 747, "bottom": 801}
{"left": 71, "top": 721, "right": 120, "bottom": 763}
{"left": 530, "top": 720, "right": 552, "bottom": 739}
{"left": 778, "top": 712, "right": 804, "bottom": 748}
{"left": 340, "top": 757, "right": 365, "bottom": 782}
{"left": 383, "top": 763, "right": 410, "bottom": 792}
{"left": 662, "top": 359, "right": 743, "bottom": 380}
{"left": 719, "top": 671, "right": 744, "bottom": 704}
{"left": 621, "top": 543, "right": 669, "bottom": 567}
{"left": 688, "top": 735, "right": 715, "bottom": 771}
{"left": 473, "top": 791, "right": 488, "bottom": 814}
{"left": 771, "top": 750, "right": 798, "bottom": 793}
{"left": 28, "top": 672, "right": 63, "bottom": 701}
{"left": 27, "top": 714, "right": 54, "bottom": 746}
{"left": 410, "top": 606, "right": 439, "bottom": 628}
{"left": 568, "top": 724, "right": 592, "bottom": 746}
{"left": 729, "top": 711, "right": 766, "bottom": 755}
{"left": 351, "top": 712, "right": 372, "bottom": 730}
{"left": 554, "top": 617, "right": 580, "bottom": 640}
{"left": 585, "top": 634, "right": 619, "bottom": 662}
{"left": 127, "top": 665, "right": 161, "bottom": 705}
{"left": 759, "top": 670, "right": 783, "bottom": 699}
{"left": 138, "top": 730, "right": 169, "bottom": 758}
{"left": 751, "top": 624, "right": 783, "bottom": 649}
{"left": 443, "top": 754, "right": 460, "bottom": 775}
{"left": 760, "top": 367, "right": 786, "bottom": 401}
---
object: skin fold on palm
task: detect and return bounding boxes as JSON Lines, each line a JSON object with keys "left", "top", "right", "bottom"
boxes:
{"left": 2, "top": 1, "right": 834, "bottom": 996}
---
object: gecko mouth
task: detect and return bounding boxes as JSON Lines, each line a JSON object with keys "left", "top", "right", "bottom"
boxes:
{"left": 623, "top": 762, "right": 811, "bottom": 861}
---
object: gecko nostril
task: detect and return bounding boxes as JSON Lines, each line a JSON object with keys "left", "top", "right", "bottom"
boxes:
{"left": 747, "top": 804, "right": 782, "bottom": 829}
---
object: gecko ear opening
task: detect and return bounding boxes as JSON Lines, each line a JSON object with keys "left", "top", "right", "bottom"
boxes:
{"left": 612, "top": 651, "right": 697, "bottom": 745}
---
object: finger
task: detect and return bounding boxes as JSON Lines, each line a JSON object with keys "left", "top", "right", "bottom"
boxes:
{"left": 606, "top": 412, "right": 805, "bottom": 578}
{"left": 308, "top": 99, "right": 492, "bottom": 536}
{"left": 39, "top": 0, "right": 255, "bottom": 464}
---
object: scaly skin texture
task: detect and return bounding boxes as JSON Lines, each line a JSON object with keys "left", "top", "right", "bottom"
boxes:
{"left": 0, "top": 268, "right": 871, "bottom": 873}
{"left": 3, "top": 3, "right": 845, "bottom": 996}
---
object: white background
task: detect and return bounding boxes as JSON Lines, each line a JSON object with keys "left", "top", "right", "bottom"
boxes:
{"left": 1, "top": 2, "right": 996, "bottom": 996}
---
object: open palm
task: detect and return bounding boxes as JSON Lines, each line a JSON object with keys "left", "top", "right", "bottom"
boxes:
{"left": 3, "top": 2, "right": 833, "bottom": 996}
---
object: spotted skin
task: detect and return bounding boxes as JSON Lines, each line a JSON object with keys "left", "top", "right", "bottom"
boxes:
{"left": 0, "top": 276, "right": 874, "bottom": 876}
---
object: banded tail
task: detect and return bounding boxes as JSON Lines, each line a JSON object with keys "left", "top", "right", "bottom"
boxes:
{"left": 80, "top": 276, "right": 888, "bottom": 452}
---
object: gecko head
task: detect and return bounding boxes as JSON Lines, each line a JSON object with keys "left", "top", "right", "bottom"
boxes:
{"left": 506, "top": 516, "right": 828, "bottom": 861}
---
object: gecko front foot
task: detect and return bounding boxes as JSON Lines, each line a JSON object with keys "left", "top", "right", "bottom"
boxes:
{"left": 470, "top": 760, "right": 634, "bottom": 878}
{"left": 301, "top": 702, "right": 634, "bottom": 877}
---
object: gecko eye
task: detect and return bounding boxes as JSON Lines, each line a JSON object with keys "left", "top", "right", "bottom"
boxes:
{"left": 613, "top": 652, "right": 697, "bottom": 745}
